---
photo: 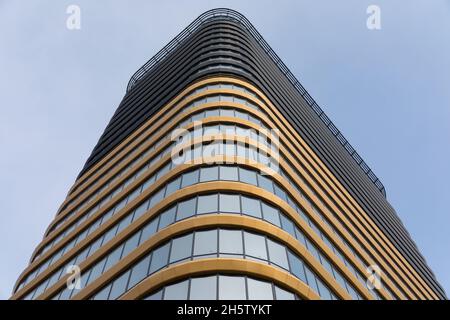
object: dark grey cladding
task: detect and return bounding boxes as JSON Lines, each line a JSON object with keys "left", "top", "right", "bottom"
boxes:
{"left": 76, "top": 9, "right": 445, "bottom": 298}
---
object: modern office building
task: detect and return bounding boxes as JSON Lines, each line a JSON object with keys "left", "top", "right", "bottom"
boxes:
{"left": 11, "top": 8, "right": 445, "bottom": 300}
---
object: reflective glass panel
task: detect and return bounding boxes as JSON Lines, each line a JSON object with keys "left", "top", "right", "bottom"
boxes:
{"left": 218, "top": 276, "right": 246, "bottom": 300}
{"left": 194, "top": 230, "right": 217, "bottom": 256}
{"left": 244, "top": 232, "right": 267, "bottom": 260}
{"left": 164, "top": 280, "right": 189, "bottom": 300}
{"left": 189, "top": 276, "right": 217, "bottom": 300}
{"left": 219, "top": 229, "right": 243, "bottom": 255}
{"left": 247, "top": 278, "right": 273, "bottom": 300}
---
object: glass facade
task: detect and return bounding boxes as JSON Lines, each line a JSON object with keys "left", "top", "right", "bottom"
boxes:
{"left": 13, "top": 73, "right": 441, "bottom": 301}
{"left": 144, "top": 275, "right": 298, "bottom": 300}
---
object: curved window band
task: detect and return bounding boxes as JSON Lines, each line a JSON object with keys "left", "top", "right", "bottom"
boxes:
{"left": 68, "top": 228, "right": 336, "bottom": 300}
{"left": 143, "top": 274, "right": 298, "bottom": 300}
{"left": 63, "top": 82, "right": 263, "bottom": 212}
{"left": 35, "top": 100, "right": 270, "bottom": 259}
{"left": 20, "top": 141, "right": 384, "bottom": 300}
{"left": 27, "top": 164, "right": 367, "bottom": 300}
{"left": 42, "top": 96, "right": 267, "bottom": 245}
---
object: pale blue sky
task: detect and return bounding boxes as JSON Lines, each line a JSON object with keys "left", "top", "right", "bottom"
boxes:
{"left": 1, "top": 1, "right": 449, "bottom": 299}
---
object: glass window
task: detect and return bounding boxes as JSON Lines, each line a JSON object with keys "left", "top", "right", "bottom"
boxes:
{"left": 86, "top": 258, "right": 107, "bottom": 285}
{"left": 236, "top": 143, "right": 247, "bottom": 158}
{"left": 305, "top": 239, "right": 321, "bottom": 262}
{"left": 332, "top": 267, "right": 348, "bottom": 293}
{"left": 127, "top": 255, "right": 151, "bottom": 290}
{"left": 189, "top": 276, "right": 217, "bottom": 300}
{"left": 74, "top": 247, "right": 89, "bottom": 266}
{"left": 275, "top": 286, "right": 296, "bottom": 300}
{"left": 219, "top": 229, "right": 243, "bottom": 255}
{"left": 235, "top": 110, "right": 248, "bottom": 120}
{"left": 347, "top": 284, "right": 360, "bottom": 300}
{"left": 319, "top": 254, "right": 334, "bottom": 276}
{"left": 58, "top": 288, "right": 72, "bottom": 300}
{"left": 294, "top": 227, "right": 307, "bottom": 247}
{"left": 205, "top": 109, "right": 220, "bottom": 118}
{"left": 219, "top": 194, "right": 240, "bottom": 213}
{"left": 158, "top": 206, "right": 177, "bottom": 229}
{"left": 316, "top": 278, "right": 333, "bottom": 300}
{"left": 194, "top": 230, "right": 217, "bottom": 256}
{"left": 199, "top": 166, "right": 219, "bottom": 182}
{"left": 140, "top": 219, "right": 158, "bottom": 242}
{"left": 247, "top": 278, "right": 273, "bottom": 300}
{"left": 100, "top": 208, "right": 114, "bottom": 224}
{"left": 191, "top": 112, "right": 204, "bottom": 122}
{"left": 117, "top": 213, "right": 133, "bottom": 234}
{"left": 257, "top": 175, "right": 274, "bottom": 193}
{"left": 218, "top": 276, "right": 246, "bottom": 300}
{"left": 219, "top": 166, "right": 238, "bottom": 181}
{"left": 122, "top": 232, "right": 141, "bottom": 258}
{"left": 149, "top": 243, "right": 170, "bottom": 274}
{"left": 75, "top": 229, "right": 88, "bottom": 245}
{"left": 220, "top": 109, "right": 235, "bottom": 117}
{"left": 133, "top": 200, "right": 149, "bottom": 221}
{"left": 103, "top": 244, "right": 125, "bottom": 272}
{"left": 244, "top": 232, "right": 267, "bottom": 260}
{"left": 87, "top": 218, "right": 101, "bottom": 236}
{"left": 32, "top": 280, "right": 48, "bottom": 300}
{"left": 223, "top": 142, "right": 236, "bottom": 156}
{"left": 92, "top": 284, "right": 112, "bottom": 300}
{"left": 170, "top": 234, "right": 193, "bottom": 263}
{"left": 176, "top": 198, "right": 197, "bottom": 220}
{"left": 164, "top": 279, "right": 189, "bottom": 300}
{"left": 127, "top": 186, "right": 142, "bottom": 205}
{"left": 197, "top": 194, "right": 218, "bottom": 214}
{"left": 165, "top": 177, "right": 181, "bottom": 196}
{"left": 113, "top": 197, "right": 127, "bottom": 214}
{"left": 280, "top": 214, "right": 296, "bottom": 237}
{"left": 108, "top": 271, "right": 131, "bottom": 300}
{"left": 145, "top": 289, "right": 163, "bottom": 300}
{"left": 273, "top": 184, "right": 287, "bottom": 202}
{"left": 261, "top": 203, "right": 281, "bottom": 227}
{"left": 304, "top": 265, "right": 319, "bottom": 294}
{"left": 204, "top": 124, "right": 220, "bottom": 137}
{"left": 149, "top": 188, "right": 165, "bottom": 209}
{"left": 47, "top": 269, "right": 64, "bottom": 290}
{"left": 287, "top": 251, "right": 306, "bottom": 283}
{"left": 207, "top": 95, "right": 220, "bottom": 103}
{"left": 267, "top": 239, "right": 289, "bottom": 269}
{"left": 239, "top": 168, "right": 257, "bottom": 185}
{"left": 241, "top": 196, "right": 262, "bottom": 218}
{"left": 181, "top": 170, "right": 200, "bottom": 188}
